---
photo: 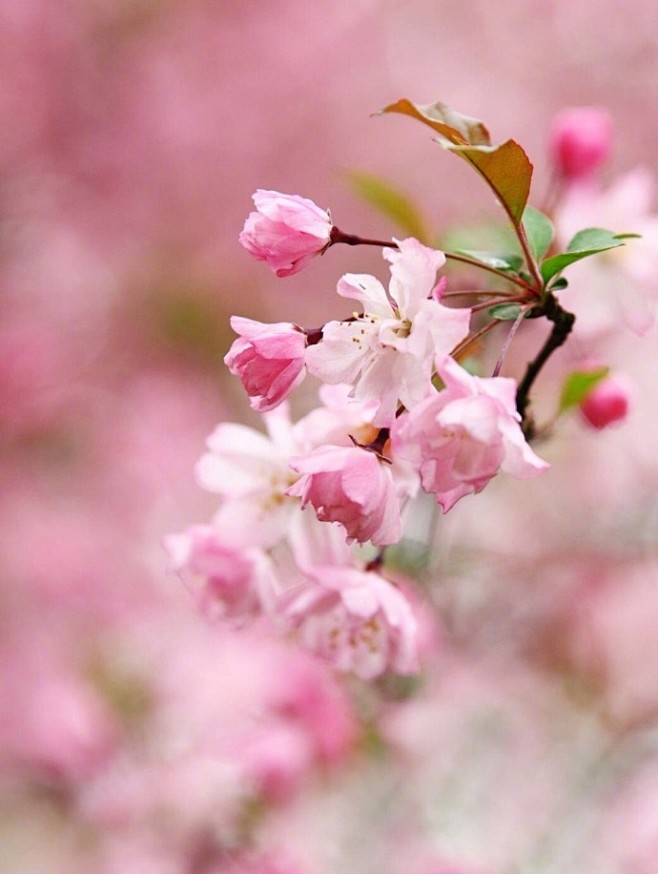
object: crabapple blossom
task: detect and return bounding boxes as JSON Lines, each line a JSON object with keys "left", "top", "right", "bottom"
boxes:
{"left": 225, "top": 317, "right": 307, "bottom": 412}
{"left": 579, "top": 374, "right": 631, "bottom": 429}
{"left": 195, "top": 405, "right": 303, "bottom": 548}
{"left": 165, "top": 525, "right": 279, "bottom": 624}
{"left": 239, "top": 189, "right": 333, "bottom": 277}
{"left": 392, "top": 356, "right": 548, "bottom": 512}
{"left": 286, "top": 444, "right": 402, "bottom": 546}
{"left": 305, "top": 237, "right": 471, "bottom": 426}
{"left": 549, "top": 107, "right": 613, "bottom": 180}
{"left": 282, "top": 565, "right": 419, "bottom": 680}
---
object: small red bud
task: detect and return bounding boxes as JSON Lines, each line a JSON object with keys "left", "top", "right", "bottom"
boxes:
{"left": 579, "top": 375, "right": 631, "bottom": 429}
{"left": 549, "top": 107, "right": 613, "bottom": 180}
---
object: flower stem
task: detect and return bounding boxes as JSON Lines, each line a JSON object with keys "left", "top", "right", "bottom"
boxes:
{"left": 441, "top": 289, "right": 519, "bottom": 299}
{"left": 514, "top": 222, "right": 544, "bottom": 294}
{"left": 444, "top": 252, "right": 534, "bottom": 292}
{"left": 330, "top": 228, "right": 397, "bottom": 248}
{"left": 450, "top": 319, "right": 499, "bottom": 360}
{"left": 331, "top": 228, "right": 537, "bottom": 295}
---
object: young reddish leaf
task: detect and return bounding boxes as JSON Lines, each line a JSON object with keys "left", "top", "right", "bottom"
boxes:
{"left": 381, "top": 99, "right": 533, "bottom": 228}
{"left": 379, "top": 99, "right": 491, "bottom": 146}
{"left": 447, "top": 141, "right": 533, "bottom": 227}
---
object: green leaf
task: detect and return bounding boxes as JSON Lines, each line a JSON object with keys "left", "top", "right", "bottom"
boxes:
{"left": 453, "top": 249, "right": 523, "bottom": 272}
{"left": 540, "top": 227, "right": 627, "bottom": 282}
{"left": 559, "top": 367, "right": 610, "bottom": 412}
{"left": 380, "top": 99, "right": 533, "bottom": 227}
{"left": 345, "top": 170, "right": 430, "bottom": 242}
{"left": 549, "top": 276, "right": 569, "bottom": 291}
{"left": 567, "top": 227, "right": 627, "bottom": 253}
{"left": 522, "top": 205, "right": 554, "bottom": 261}
{"left": 488, "top": 303, "right": 522, "bottom": 320}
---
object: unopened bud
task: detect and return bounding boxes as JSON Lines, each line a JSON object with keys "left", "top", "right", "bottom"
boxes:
{"left": 579, "top": 375, "right": 631, "bottom": 429}
{"left": 549, "top": 107, "right": 613, "bottom": 180}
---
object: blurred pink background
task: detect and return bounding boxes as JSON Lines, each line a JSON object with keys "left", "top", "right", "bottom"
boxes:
{"left": 2, "top": 2, "right": 658, "bottom": 872}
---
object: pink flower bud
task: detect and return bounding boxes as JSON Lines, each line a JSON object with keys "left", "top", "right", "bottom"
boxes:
{"left": 549, "top": 107, "right": 613, "bottom": 180}
{"left": 579, "top": 375, "right": 631, "bottom": 429}
{"left": 287, "top": 444, "right": 402, "bottom": 547}
{"left": 239, "top": 189, "right": 333, "bottom": 277}
{"left": 225, "top": 316, "right": 307, "bottom": 412}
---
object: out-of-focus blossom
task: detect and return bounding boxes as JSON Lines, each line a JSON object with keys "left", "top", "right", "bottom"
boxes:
{"left": 282, "top": 566, "right": 419, "bottom": 680}
{"left": 392, "top": 356, "right": 548, "bottom": 512}
{"left": 579, "top": 373, "right": 631, "bottom": 429}
{"left": 225, "top": 316, "right": 307, "bottom": 412}
{"left": 165, "top": 524, "right": 279, "bottom": 624}
{"left": 0, "top": 644, "right": 116, "bottom": 784}
{"left": 268, "top": 648, "right": 357, "bottom": 766}
{"left": 554, "top": 168, "right": 658, "bottom": 337}
{"left": 195, "top": 406, "right": 301, "bottom": 548}
{"left": 549, "top": 107, "right": 613, "bottom": 180}
{"left": 239, "top": 190, "right": 333, "bottom": 277}
{"left": 240, "top": 719, "right": 315, "bottom": 803}
{"left": 305, "top": 238, "right": 471, "bottom": 426}
{"left": 0, "top": 318, "right": 73, "bottom": 438}
{"left": 287, "top": 444, "right": 402, "bottom": 546}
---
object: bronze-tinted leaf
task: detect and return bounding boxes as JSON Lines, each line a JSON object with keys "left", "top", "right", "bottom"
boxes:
{"left": 380, "top": 99, "right": 491, "bottom": 146}
{"left": 448, "top": 141, "right": 533, "bottom": 227}
{"left": 380, "top": 99, "right": 533, "bottom": 227}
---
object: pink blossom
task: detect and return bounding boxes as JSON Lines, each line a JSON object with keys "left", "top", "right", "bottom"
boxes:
{"left": 195, "top": 406, "right": 301, "bottom": 548}
{"left": 391, "top": 356, "right": 548, "bottom": 511}
{"left": 579, "top": 374, "right": 632, "bottom": 429}
{"left": 165, "top": 525, "right": 279, "bottom": 623}
{"left": 240, "top": 720, "right": 314, "bottom": 803}
{"left": 305, "top": 237, "right": 471, "bottom": 426}
{"left": 286, "top": 444, "right": 402, "bottom": 546}
{"left": 549, "top": 107, "right": 613, "bottom": 180}
{"left": 239, "top": 189, "right": 333, "bottom": 277}
{"left": 225, "top": 316, "right": 307, "bottom": 412}
{"left": 268, "top": 651, "right": 356, "bottom": 766}
{"left": 282, "top": 567, "right": 419, "bottom": 680}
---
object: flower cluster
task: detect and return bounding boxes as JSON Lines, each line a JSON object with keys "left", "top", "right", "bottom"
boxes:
{"left": 169, "top": 99, "right": 649, "bottom": 685}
